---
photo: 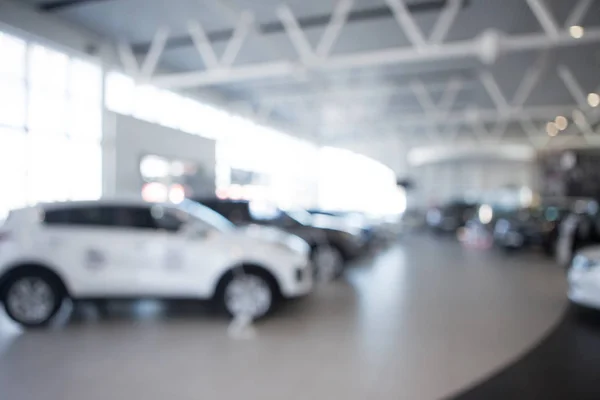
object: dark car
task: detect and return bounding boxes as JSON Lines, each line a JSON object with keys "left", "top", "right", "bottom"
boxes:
{"left": 493, "top": 205, "right": 567, "bottom": 254}
{"left": 556, "top": 200, "right": 600, "bottom": 266}
{"left": 426, "top": 201, "right": 478, "bottom": 233}
{"left": 193, "top": 199, "right": 367, "bottom": 280}
{"left": 306, "top": 209, "right": 378, "bottom": 248}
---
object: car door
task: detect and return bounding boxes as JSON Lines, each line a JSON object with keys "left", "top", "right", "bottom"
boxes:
{"left": 122, "top": 204, "right": 196, "bottom": 296}
{"left": 166, "top": 202, "right": 241, "bottom": 298}
{"left": 42, "top": 205, "right": 137, "bottom": 297}
{"left": 108, "top": 204, "right": 218, "bottom": 298}
{"left": 149, "top": 205, "right": 229, "bottom": 298}
{"left": 96, "top": 204, "right": 186, "bottom": 297}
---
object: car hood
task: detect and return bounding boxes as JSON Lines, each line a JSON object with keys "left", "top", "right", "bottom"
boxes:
{"left": 235, "top": 224, "right": 309, "bottom": 255}
{"left": 308, "top": 215, "right": 361, "bottom": 236}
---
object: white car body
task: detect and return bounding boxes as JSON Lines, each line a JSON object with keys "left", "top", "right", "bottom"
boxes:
{"left": 568, "top": 245, "right": 600, "bottom": 310}
{"left": 0, "top": 199, "right": 312, "bottom": 323}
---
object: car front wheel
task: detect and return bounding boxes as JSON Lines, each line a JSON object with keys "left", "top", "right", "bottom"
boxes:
{"left": 312, "top": 245, "right": 345, "bottom": 282}
{"left": 2, "top": 273, "right": 64, "bottom": 328}
{"left": 220, "top": 271, "right": 275, "bottom": 319}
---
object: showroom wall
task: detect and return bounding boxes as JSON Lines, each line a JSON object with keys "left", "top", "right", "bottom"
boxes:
{"left": 103, "top": 113, "right": 216, "bottom": 199}
{"left": 408, "top": 159, "right": 539, "bottom": 208}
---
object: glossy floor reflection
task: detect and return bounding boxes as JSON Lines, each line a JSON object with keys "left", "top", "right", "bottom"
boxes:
{"left": 0, "top": 235, "right": 567, "bottom": 400}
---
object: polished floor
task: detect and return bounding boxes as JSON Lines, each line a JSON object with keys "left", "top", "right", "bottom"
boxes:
{"left": 452, "top": 306, "right": 600, "bottom": 400}
{"left": 0, "top": 235, "right": 568, "bottom": 400}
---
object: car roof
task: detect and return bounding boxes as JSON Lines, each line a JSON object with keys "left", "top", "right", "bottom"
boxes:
{"left": 14, "top": 198, "right": 173, "bottom": 213}
{"left": 192, "top": 197, "right": 249, "bottom": 205}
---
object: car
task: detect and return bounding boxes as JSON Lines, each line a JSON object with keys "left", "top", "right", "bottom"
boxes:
{"left": 555, "top": 200, "right": 600, "bottom": 266}
{"left": 306, "top": 209, "right": 380, "bottom": 248}
{"left": 426, "top": 201, "right": 478, "bottom": 233}
{"left": 309, "top": 208, "right": 406, "bottom": 245}
{"left": 0, "top": 199, "right": 312, "bottom": 328}
{"left": 568, "top": 246, "right": 600, "bottom": 311}
{"left": 493, "top": 205, "right": 568, "bottom": 253}
{"left": 195, "top": 199, "right": 367, "bottom": 280}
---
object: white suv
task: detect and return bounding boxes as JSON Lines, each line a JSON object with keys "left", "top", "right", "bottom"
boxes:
{"left": 0, "top": 199, "right": 312, "bottom": 327}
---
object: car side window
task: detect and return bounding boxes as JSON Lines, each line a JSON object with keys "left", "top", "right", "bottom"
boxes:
{"left": 150, "top": 206, "right": 186, "bottom": 232}
{"left": 44, "top": 206, "right": 114, "bottom": 227}
{"left": 44, "top": 205, "right": 188, "bottom": 232}
{"left": 114, "top": 206, "right": 157, "bottom": 230}
{"left": 44, "top": 209, "right": 71, "bottom": 224}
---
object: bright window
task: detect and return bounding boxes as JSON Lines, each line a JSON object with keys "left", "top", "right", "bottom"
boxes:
{"left": 28, "top": 89, "right": 68, "bottom": 134}
{"left": 0, "top": 128, "right": 27, "bottom": 218}
{"left": 66, "top": 98, "right": 101, "bottom": 140}
{"left": 0, "top": 32, "right": 26, "bottom": 80}
{"left": 318, "top": 147, "right": 402, "bottom": 216}
{"left": 66, "top": 142, "right": 102, "bottom": 200}
{"left": 105, "top": 71, "right": 135, "bottom": 114}
{"left": 156, "top": 90, "right": 185, "bottom": 130}
{"left": 0, "top": 81, "right": 26, "bottom": 128}
{"left": 0, "top": 30, "right": 103, "bottom": 214}
{"left": 29, "top": 44, "right": 68, "bottom": 95}
{"left": 68, "top": 58, "right": 101, "bottom": 102}
{"left": 27, "top": 136, "right": 73, "bottom": 203}
{"left": 179, "top": 98, "right": 202, "bottom": 135}
{"left": 133, "top": 84, "right": 162, "bottom": 122}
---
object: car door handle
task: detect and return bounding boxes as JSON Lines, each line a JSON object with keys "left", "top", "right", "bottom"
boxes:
{"left": 86, "top": 249, "right": 106, "bottom": 269}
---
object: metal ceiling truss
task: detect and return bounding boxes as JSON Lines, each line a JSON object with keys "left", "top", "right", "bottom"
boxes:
{"left": 120, "top": 0, "right": 600, "bottom": 88}
{"left": 362, "top": 58, "right": 600, "bottom": 150}
{"left": 115, "top": 0, "right": 600, "bottom": 147}
{"left": 131, "top": 0, "right": 457, "bottom": 53}
{"left": 364, "top": 57, "right": 567, "bottom": 131}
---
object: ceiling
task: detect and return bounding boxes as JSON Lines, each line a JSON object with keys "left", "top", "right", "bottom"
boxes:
{"left": 17, "top": 0, "right": 600, "bottom": 148}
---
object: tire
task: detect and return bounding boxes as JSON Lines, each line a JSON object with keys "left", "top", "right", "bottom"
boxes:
{"left": 1, "top": 271, "right": 65, "bottom": 328}
{"left": 216, "top": 268, "right": 277, "bottom": 320}
{"left": 311, "top": 245, "right": 345, "bottom": 282}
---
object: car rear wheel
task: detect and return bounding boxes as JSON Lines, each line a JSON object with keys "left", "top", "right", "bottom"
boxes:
{"left": 220, "top": 272, "right": 275, "bottom": 319}
{"left": 312, "top": 245, "right": 345, "bottom": 282}
{"left": 2, "top": 274, "right": 64, "bottom": 328}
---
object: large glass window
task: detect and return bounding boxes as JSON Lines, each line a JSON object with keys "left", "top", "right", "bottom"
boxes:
{"left": 318, "top": 147, "right": 404, "bottom": 216}
{"left": 105, "top": 70, "right": 231, "bottom": 140}
{"left": 0, "top": 81, "right": 26, "bottom": 128}
{"left": 0, "top": 32, "right": 26, "bottom": 80}
{"left": 105, "top": 71, "right": 135, "bottom": 114}
{"left": 0, "top": 33, "right": 26, "bottom": 130}
{"left": 0, "top": 31, "right": 103, "bottom": 219}
{"left": 0, "top": 128, "right": 27, "bottom": 219}
{"left": 29, "top": 44, "right": 69, "bottom": 93}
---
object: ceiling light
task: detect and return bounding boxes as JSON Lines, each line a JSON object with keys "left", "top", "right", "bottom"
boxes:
{"left": 546, "top": 122, "right": 558, "bottom": 137}
{"left": 587, "top": 93, "right": 600, "bottom": 107}
{"left": 554, "top": 116, "right": 568, "bottom": 131}
{"left": 569, "top": 25, "right": 584, "bottom": 39}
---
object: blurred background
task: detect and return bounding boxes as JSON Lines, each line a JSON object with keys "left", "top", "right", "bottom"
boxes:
{"left": 1, "top": 0, "right": 600, "bottom": 399}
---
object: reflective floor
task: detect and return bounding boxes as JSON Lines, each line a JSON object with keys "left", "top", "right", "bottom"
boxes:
{"left": 0, "top": 235, "right": 567, "bottom": 400}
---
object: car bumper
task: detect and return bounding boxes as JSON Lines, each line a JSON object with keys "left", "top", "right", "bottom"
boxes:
{"left": 279, "top": 261, "right": 313, "bottom": 298}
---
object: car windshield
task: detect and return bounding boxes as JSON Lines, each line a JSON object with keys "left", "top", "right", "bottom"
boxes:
{"left": 178, "top": 199, "right": 235, "bottom": 232}
{"left": 285, "top": 209, "right": 313, "bottom": 226}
